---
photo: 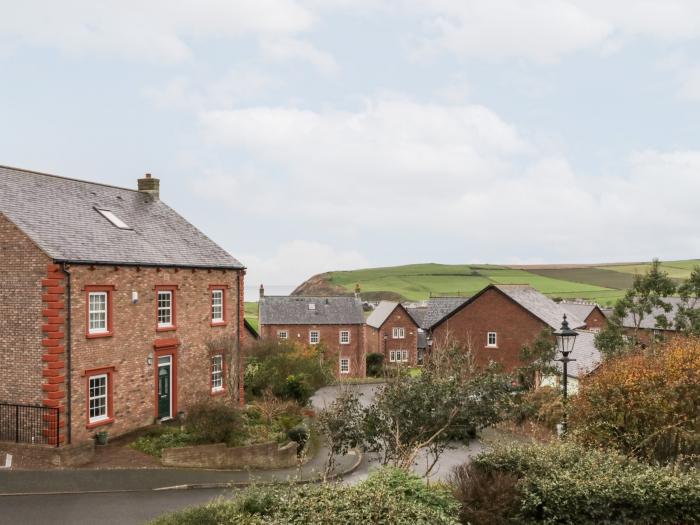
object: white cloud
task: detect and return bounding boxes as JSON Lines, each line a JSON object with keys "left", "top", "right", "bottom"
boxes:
{"left": 193, "top": 95, "right": 700, "bottom": 270}
{"left": 241, "top": 240, "right": 370, "bottom": 286}
{"left": 261, "top": 37, "right": 338, "bottom": 73}
{"left": 0, "top": 0, "right": 315, "bottom": 63}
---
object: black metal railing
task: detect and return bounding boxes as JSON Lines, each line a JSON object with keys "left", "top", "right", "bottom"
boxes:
{"left": 0, "top": 403, "right": 60, "bottom": 447}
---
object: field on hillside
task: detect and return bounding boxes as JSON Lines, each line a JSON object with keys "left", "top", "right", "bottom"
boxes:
{"left": 291, "top": 259, "right": 700, "bottom": 307}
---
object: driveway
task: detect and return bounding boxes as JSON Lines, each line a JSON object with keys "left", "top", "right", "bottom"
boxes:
{"left": 311, "top": 382, "right": 487, "bottom": 483}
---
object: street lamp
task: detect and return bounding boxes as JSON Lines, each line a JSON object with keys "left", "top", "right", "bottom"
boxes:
{"left": 553, "top": 314, "right": 577, "bottom": 436}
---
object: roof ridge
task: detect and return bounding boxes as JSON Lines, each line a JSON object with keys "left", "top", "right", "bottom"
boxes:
{"left": 0, "top": 164, "right": 140, "bottom": 194}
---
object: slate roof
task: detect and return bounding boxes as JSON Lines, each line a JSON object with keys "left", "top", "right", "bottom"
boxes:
{"left": 366, "top": 301, "right": 398, "bottom": 329}
{"left": 493, "top": 285, "right": 586, "bottom": 330}
{"left": 0, "top": 165, "right": 243, "bottom": 269}
{"left": 551, "top": 330, "right": 602, "bottom": 378}
{"left": 619, "top": 297, "right": 686, "bottom": 330}
{"left": 560, "top": 301, "right": 599, "bottom": 322}
{"left": 259, "top": 296, "right": 364, "bottom": 325}
{"left": 406, "top": 306, "right": 428, "bottom": 329}
{"left": 423, "top": 297, "right": 471, "bottom": 329}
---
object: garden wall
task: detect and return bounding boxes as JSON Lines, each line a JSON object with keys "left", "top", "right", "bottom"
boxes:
{"left": 0, "top": 440, "right": 94, "bottom": 467}
{"left": 161, "top": 441, "right": 297, "bottom": 469}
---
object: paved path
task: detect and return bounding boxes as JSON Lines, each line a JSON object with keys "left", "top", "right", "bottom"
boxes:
{"left": 0, "top": 445, "right": 359, "bottom": 495}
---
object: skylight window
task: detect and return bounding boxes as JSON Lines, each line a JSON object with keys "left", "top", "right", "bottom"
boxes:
{"left": 95, "top": 208, "right": 131, "bottom": 230}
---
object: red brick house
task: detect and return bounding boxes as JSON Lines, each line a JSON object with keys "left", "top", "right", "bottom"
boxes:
{"left": 427, "top": 285, "right": 585, "bottom": 373}
{"left": 560, "top": 301, "right": 607, "bottom": 332}
{"left": 365, "top": 301, "right": 420, "bottom": 366}
{"left": 0, "top": 166, "right": 245, "bottom": 446}
{"left": 258, "top": 291, "right": 366, "bottom": 377}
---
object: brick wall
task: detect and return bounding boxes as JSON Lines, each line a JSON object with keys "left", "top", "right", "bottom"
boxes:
{"left": 585, "top": 308, "right": 608, "bottom": 330}
{"left": 366, "top": 306, "right": 419, "bottom": 366}
{"left": 161, "top": 441, "right": 297, "bottom": 469}
{"left": 0, "top": 213, "right": 50, "bottom": 405}
{"left": 431, "top": 287, "right": 548, "bottom": 372}
{"left": 67, "top": 264, "right": 244, "bottom": 443}
{"left": 259, "top": 323, "right": 365, "bottom": 377}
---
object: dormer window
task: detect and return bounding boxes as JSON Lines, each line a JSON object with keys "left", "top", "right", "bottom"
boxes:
{"left": 95, "top": 208, "right": 131, "bottom": 230}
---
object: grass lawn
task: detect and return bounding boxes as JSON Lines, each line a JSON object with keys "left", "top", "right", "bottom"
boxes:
{"left": 244, "top": 302, "right": 259, "bottom": 331}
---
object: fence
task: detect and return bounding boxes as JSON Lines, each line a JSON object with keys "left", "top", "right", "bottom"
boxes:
{"left": 0, "top": 403, "right": 60, "bottom": 446}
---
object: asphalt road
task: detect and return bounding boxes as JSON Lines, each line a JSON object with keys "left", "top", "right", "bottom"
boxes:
{"left": 0, "top": 488, "right": 234, "bottom": 525}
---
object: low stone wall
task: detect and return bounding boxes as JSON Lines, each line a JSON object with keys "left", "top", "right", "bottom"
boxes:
{"left": 0, "top": 440, "right": 94, "bottom": 467}
{"left": 161, "top": 441, "right": 297, "bottom": 470}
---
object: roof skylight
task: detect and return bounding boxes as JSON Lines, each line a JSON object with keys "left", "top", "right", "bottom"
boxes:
{"left": 95, "top": 208, "right": 131, "bottom": 230}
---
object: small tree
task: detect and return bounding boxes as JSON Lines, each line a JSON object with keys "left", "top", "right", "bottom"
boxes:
{"left": 206, "top": 333, "right": 242, "bottom": 404}
{"left": 595, "top": 259, "right": 676, "bottom": 358}
{"left": 676, "top": 266, "right": 700, "bottom": 336}
{"left": 316, "top": 389, "right": 365, "bottom": 480}
{"left": 518, "top": 329, "right": 557, "bottom": 389}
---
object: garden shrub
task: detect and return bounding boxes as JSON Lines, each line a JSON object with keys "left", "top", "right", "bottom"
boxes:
{"left": 185, "top": 400, "right": 244, "bottom": 446}
{"left": 245, "top": 340, "right": 333, "bottom": 404}
{"left": 570, "top": 337, "right": 700, "bottom": 465}
{"left": 130, "top": 427, "right": 201, "bottom": 457}
{"left": 150, "top": 468, "right": 460, "bottom": 525}
{"left": 366, "top": 352, "right": 384, "bottom": 377}
{"left": 509, "top": 386, "right": 563, "bottom": 430}
{"left": 471, "top": 442, "right": 700, "bottom": 524}
{"left": 450, "top": 462, "right": 519, "bottom": 525}
{"left": 287, "top": 425, "right": 309, "bottom": 454}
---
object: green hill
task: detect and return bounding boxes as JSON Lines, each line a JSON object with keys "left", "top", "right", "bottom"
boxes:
{"left": 291, "top": 259, "right": 700, "bottom": 307}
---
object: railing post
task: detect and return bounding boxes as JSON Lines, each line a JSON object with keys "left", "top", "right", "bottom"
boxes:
{"left": 15, "top": 405, "right": 19, "bottom": 443}
{"left": 56, "top": 408, "right": 60, "bottom": 447}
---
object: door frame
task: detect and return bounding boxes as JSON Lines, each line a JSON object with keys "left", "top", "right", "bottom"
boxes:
{"left": 154, "top": 347, "right": 178, "bottom": 419}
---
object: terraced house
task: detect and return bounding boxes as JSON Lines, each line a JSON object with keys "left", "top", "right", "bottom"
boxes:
{"left": 258, "top": 291, "right": 366, "bottom": 377}
{"left": 0, "top": 166, "right": 245, "bottom": 450}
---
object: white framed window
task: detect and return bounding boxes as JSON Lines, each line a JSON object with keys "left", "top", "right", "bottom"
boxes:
{"left": 278, "top": 330, "right": 289, "bottom": 340}
{"left": 88, "top": 292, "right": 108, "bottom": 334}
{"left": 211, "top": 355, "right": 224, "bottom": 392}
{"left": 95, "top": 208, "right": 131, "bottom": 230}
{"left": 339, "top": 357, "right": 350, "bottom": 374}
{"left": 339, "top": 330, "right": 350, "bottom": 344}
{"left": 211, "top": 289, "right": 224, "bottom": 323}
{"left": 392, "top": 327, "right": 405, "bottom": 339}
{"left": 157, "top": 290, "right": 173, "bottom": 328}
{"left": 309, "top": 330, "right": 320, "bottom": 344}
{"left": 88, "top": 374, "right": 109, "bottom": 423}
{"left": 487, "top": 332, "right": 497, "bottom": 347}
{"left": 389, "top": 350, "right": 408, "bottom": 362}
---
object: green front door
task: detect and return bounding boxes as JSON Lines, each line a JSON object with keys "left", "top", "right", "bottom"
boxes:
{"left": 157, "top": 356, "right": 171, "bottom": 419}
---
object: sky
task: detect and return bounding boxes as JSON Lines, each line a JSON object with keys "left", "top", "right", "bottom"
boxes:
{"left": 2, "top": 1, "right": 700, "bottom": 289}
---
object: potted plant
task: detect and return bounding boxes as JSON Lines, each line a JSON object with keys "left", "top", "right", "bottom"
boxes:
{"left": 95, "top": 430, "right": 109, "bottom": 446}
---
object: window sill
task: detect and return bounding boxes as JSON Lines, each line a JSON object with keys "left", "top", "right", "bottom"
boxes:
{"left": 86, "top": 331, "right": 113, "bottom": 339}
{"left": 157, "top": 326, "right": 176, "bottom": 333}
{"left": 86, "top": 417, "right": 114, "bottom": 429}
{"left": 210, "top": 388, "right": 226, "bottom": 397}
{"left": 340, "top": 342, "right": 350, "bottom": 345}
{"left": 210, "top": 321, "right": 228, "bottom": 327}
{"left": 486, "top": 345, "right": 498, "bottom": 349}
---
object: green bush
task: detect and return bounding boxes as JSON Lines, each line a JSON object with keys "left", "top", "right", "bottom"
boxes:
{"left": 245, "top": 340, "right": 333, "bottom": 404}
{"left": 509, "top": 386, "right": 563, "bottom": 430}
{"left": 366, "top": 352, "right": 384, "bottom": 377}
{"left": 185, "top": 400, "right": 244, "bottom": 446}
{"left": 471, "top": 442, "right": 700, "bottom": 524}
{"left": 150, "top": 468, "right": 460, "bottom": 525}
{"left": 287, "top": 425, "right": 309, "bottom": 454}
{"left": 130, "top": 427, "right": 201, "bottom": 457}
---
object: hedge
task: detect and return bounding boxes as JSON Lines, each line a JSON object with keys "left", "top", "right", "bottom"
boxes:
{"left": 472, "top": 442, "right": 700, "bottom": 524}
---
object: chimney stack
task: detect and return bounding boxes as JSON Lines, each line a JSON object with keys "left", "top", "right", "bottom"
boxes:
{"left": 354, "top": 283, "right": 361, "bottom": 299}
{"left": 259, "top": 284, "right": 265, "bottom": 298}
{"left": 138, "top": 173, "right": 160, "bottom": 199}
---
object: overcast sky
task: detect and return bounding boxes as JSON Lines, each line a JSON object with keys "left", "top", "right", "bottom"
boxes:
{"left": 2, "top": 1, "right": 700, "bottom": 288}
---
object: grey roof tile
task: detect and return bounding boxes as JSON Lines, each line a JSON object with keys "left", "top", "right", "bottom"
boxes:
{"left": 0, "top": 166, "right": 242, "bottom": 268}
{"left": 260, "top": 296, "right": 364, "bottom": 325}
{"left": 493, "top": 285, "right": 586, "bottom": 330}
{"left": 551, "top": 330, "right": 602, "bottom": 378}
{"left": 560, "top": 301, "right": 598, "bottom": 321}
{"left": 619, "top": 296, "right": 685, "bottom": 330}
{"left": 423, "top": 297, "right": 471, "bottom": 329}
{"left": 366, "top": 301, "right": 399, "bottom": 329}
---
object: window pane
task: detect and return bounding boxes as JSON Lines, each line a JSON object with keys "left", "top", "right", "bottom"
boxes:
{"left": 88, "top": 292, "right": 107, "bottom": 332}
{"left": 88, "top": 374, "right": 108, "bottom": 421}
{"left": 158, "top": 291, "right": 173, "bottom": 326}
{"left": 211, "top": 290, "right": 224, "bottom": 321}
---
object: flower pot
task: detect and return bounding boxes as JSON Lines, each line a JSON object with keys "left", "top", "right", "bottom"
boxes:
{"left": 95, "top": 430, "right": 109, "bottom": 446}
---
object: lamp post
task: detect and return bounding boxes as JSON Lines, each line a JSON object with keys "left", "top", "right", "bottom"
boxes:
{"left": 553, "top": 314, "right": 577, "bottom": 436}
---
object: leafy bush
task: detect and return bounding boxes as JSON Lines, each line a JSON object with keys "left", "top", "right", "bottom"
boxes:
{"left": 450, "top": 463, "right": 519, "bottom": 525}
{"left": 186, "top": 400, "right": 244, "bottom": 446}
{"left": 245, "top": 340, "right": 333, "bottom": 404}
{"left": 509, "top": 386, "right": 563, "bottom": 430}
{"left": 366, "top": 352, "right": 384, "bottom": 377}
{"left": 150, "top": 468, "right": 460, "bottom": 525}
{"left": 287, "top": 425, "right": 309, "bottom": 454}
{"left": 471, "top": 442, "right": 700, "bottom": 524}
{"left": 570, "top": 337, "right": 700, "bottom": 464}
{"left": 131, "top": 427, "right": 202, "bottom": 457}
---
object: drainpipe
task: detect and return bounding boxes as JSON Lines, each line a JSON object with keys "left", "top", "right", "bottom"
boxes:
{"left": 61, "top": 262, "right": 72, "bottom": 445}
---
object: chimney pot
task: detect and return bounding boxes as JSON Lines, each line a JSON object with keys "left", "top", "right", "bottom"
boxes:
{"left": 138, "top": 173, "right": 160, "bottom": 199}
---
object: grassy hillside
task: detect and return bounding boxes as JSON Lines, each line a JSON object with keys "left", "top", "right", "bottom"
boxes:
{"left": 291, "top": 259, "right": 700, "bottom": 307}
